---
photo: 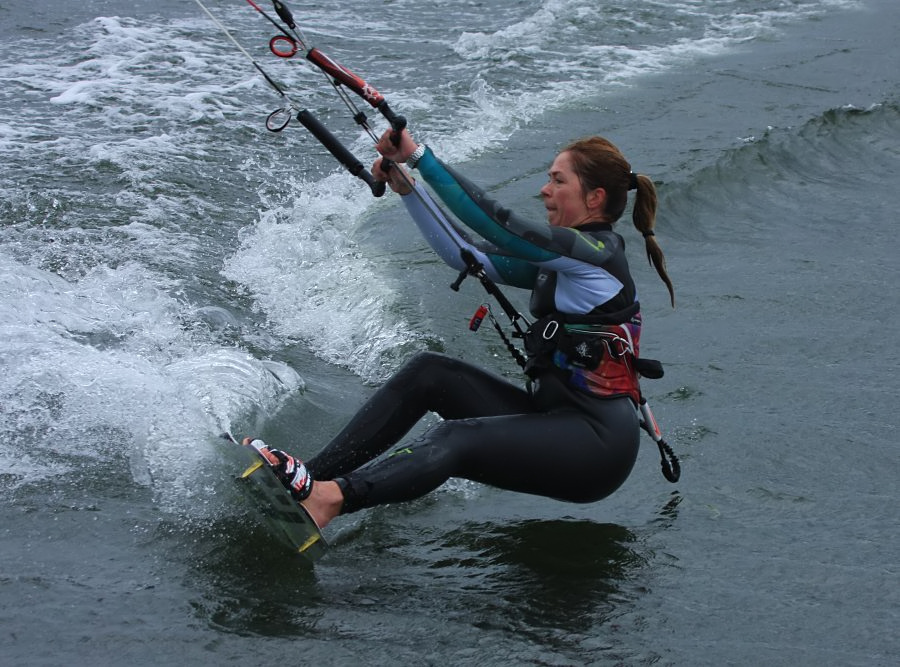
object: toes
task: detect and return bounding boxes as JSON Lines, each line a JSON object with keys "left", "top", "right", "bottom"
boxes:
{"left": 259, "top": 448, "right": 280, "bottom": 466}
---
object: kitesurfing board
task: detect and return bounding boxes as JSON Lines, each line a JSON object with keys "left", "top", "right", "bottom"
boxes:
{"left": 223, "top": 433, "right": 327, "bottom": 563}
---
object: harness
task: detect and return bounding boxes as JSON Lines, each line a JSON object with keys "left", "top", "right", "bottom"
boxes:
{"left": 523, "top": 311, "right": 644, "bottom": 405}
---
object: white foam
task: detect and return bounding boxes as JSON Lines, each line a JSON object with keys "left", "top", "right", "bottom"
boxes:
{"left": 430, "top": 0, "right": 862, "bottom": 165}
{"left": 0, "top": 255, "right": 301, "bottom": 513}
{"left": 223, "top": 172, "right": 425, "bottom": 384}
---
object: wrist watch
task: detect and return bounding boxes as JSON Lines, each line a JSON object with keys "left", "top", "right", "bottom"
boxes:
{"left": 407, "top": 144, "right": 426, "bottom": 169}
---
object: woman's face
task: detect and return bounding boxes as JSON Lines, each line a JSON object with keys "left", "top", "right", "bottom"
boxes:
{"left": 540, "top": 151, "right": 605, "bottom": 227}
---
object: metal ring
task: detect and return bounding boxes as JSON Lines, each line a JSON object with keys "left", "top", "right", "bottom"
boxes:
{"left": 541, "top": 320, "right": 559, "bottom": 340}
{"left": 265, "top": 108, "right": 292, "bottom": 132}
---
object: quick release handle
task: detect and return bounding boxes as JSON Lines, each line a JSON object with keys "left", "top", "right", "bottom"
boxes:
{"left": 296, "top": 109, "right": 386, "bottom": 197}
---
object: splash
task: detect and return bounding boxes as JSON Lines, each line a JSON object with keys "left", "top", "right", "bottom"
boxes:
{"left": 223, "top": 171, "right": 426, "bottom": 385}
{"left": 0, "top": 255, "right": 301, "bottom": 515}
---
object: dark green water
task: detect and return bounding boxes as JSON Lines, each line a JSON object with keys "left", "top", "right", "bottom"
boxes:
{"left": 1, "top": 1, "right": 898, "bottom": 664}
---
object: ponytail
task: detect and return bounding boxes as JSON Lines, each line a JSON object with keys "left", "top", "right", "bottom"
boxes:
{"left": 631, "top": 173, "right": 675, "bottom": 307}
{"left": 564, "top": 137, "right": 675, "bottom": 307}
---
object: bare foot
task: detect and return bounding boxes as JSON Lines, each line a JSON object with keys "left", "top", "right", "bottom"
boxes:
{"left": 301, "top": 480, "right": 344, "bottom": 529}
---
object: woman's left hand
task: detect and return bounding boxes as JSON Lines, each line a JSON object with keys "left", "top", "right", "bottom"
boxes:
{"left": 376, "top": 128, "right": 419, "bottom": 162}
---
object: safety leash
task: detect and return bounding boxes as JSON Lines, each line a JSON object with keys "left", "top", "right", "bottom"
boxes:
{"left": 638, "top": 398, "right": 681, "bottom": 483}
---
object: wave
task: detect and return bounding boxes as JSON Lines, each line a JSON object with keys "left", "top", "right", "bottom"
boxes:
{"left": 221, "top": 172, "right": 429, "bottom": 384}
{"left": 437, "top": 0, "right": 862, "bottom": 151}
{"left": 661, "top": 101, "right": 900, "bottom": 240}
{"left": 0, "top": 254, "right": 302, "bottom": 511}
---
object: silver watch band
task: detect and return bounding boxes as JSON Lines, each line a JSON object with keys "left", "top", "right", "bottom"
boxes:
{"left": 407, "top": 144, "right": 426, "bottom": 169}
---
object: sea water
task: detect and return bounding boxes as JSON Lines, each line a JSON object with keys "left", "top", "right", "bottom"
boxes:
{"left": 1, "top": 1, "right": 898, "bottom": 664}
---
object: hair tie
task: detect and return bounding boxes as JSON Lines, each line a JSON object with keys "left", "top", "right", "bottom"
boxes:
{"left": 628, "top": 172, "right": 639, "bottom": 190}
{"left": 642, "top": 230, "right": 655, "bottom": 238}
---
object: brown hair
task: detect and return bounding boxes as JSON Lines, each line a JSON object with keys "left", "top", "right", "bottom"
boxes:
{"left": 563, "top": 136, "right": 675, "bottom": 307}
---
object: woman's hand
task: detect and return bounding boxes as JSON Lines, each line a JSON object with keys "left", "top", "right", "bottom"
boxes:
{"left": 376, "top": 128, "right": 419, "bottom": 162}
{"left": 373, "top": 157, "right": 414, "bottom": 195}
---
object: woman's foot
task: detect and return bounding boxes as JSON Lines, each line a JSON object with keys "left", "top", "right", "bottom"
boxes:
{"left": 243, "top": 437, "right": 312, "bottom": 500}
{"left": 300, "top": 480, "right": 344, "bottom": 530}
{"left": 242, "top": 437, "right": 344, "bottom": 529}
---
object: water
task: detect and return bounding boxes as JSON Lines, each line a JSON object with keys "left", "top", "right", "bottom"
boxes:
{"left": 2, "top": 0, "right": 898, "bottom": 664}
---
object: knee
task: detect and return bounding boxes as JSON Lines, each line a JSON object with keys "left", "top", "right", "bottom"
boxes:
{"left": 403, "top": 351, "right": 453, "bottom": 372}
{"left": 393, "top": 351, "right": 457, "bottom": 386}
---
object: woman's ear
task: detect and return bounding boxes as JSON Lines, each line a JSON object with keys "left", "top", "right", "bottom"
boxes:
{"left": 585, "top": 187, "right": 607, "bottom": 213}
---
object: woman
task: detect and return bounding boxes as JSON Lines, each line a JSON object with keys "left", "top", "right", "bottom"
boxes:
{"left": 249, "top": 129, "right": 675, "bottom": 530}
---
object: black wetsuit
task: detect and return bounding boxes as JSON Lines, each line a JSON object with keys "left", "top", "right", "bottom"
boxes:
{"left": 305, "top": 148, "right": 642, "bottom": 513}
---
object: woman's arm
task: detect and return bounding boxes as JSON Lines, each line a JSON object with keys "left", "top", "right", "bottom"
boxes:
{"left": 415, "top": 147, "right": 560, "bottom": 262}
{"left": 401, "top": 182, "right": 538, "bottom": 289}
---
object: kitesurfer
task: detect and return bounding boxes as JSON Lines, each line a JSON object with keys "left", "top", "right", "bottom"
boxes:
{"left": 250, "top": 129, "right": 675, "bottom": 529}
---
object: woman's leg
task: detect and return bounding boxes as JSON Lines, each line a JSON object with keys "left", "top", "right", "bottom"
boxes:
{"left": 306, "top": 351, "right": 534, "bottom": 480}
{"left": 336, "top": 396, "right": 640, "bottom": 513}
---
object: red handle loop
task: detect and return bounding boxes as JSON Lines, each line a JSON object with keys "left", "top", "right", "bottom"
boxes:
{"left": 269, "top": 35, "right": 298, "bottom": 58}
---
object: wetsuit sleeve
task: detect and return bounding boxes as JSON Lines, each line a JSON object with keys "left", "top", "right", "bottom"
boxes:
{"left": 415, "top": 147, "right": 625, "bottom": 269}
{"left": 401, "top": 182, "right": 538, "bottom": 289}
{"left": 415, "top": 147, "right": 559, "bottom": 262}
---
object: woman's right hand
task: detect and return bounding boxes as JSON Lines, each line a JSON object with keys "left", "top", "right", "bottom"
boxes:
{"left": 372, "top": 157, "right": 414, "bottom": 195}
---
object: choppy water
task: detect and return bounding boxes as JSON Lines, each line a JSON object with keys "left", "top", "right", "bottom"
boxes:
{"left": 2, "top": 0, "right": 898, "bottom": 664}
